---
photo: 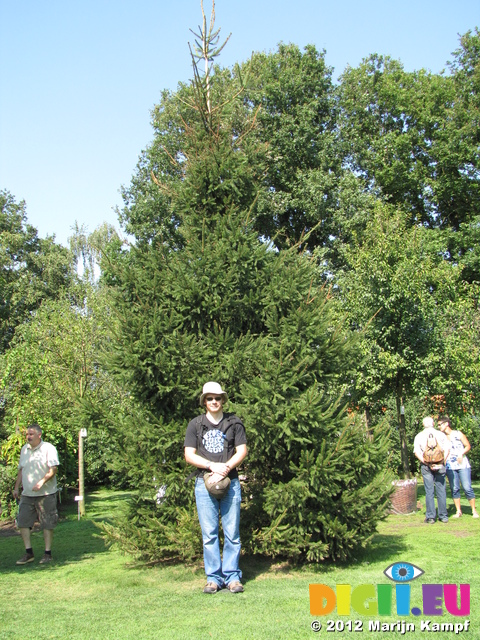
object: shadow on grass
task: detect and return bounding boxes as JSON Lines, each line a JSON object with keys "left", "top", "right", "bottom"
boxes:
{"left": 238, "top": 510, "right": 411, "bottom": 581}
{"left": 0, "top": 521, "right": 110, "bottom": 576}
{"left": 0, "top": 492, "right": 127, "bottom": 576}
{"left": 411, "top": 476, "right": 480, "bottom": 518}
{"left": 354, "top": 531, "right": 409, "bottom": 564}
{"left": 237, "top": 527, "right": 409, "bottom": 584}
{"left": 0, "top": 489, "right": 412, "bottom": 582}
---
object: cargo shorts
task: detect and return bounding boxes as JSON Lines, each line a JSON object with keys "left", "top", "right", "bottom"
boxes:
{"left": 17, "top": 493, "right": 58, "bottom": 530}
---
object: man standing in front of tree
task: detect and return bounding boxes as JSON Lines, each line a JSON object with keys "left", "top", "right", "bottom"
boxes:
{"left": 13, "top": 423, "right": 60, "bottom": 565}
{"left": 184, "top": 382, "right": 247, "bottom": 594}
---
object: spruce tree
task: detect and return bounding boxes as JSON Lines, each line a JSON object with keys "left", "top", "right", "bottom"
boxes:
{"left": 102, "top": 2, "right": 392, "bottom": 563}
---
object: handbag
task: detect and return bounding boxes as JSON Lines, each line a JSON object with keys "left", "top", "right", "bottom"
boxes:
{"left": 203, "top": 472, "right": 231, "bottom": 499}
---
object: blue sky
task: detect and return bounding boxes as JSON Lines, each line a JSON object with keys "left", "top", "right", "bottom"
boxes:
{"left": 1, "top": 0, "right": 478, "bottom": 247}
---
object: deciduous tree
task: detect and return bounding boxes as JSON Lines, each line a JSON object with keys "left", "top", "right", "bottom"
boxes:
{"left": 0, "top": 190, "right": 73, "bottom": 352}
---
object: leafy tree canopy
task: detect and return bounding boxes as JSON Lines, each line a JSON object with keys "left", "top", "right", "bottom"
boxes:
{"left": 0, "top": 190, "right": 74, "bottom": 352}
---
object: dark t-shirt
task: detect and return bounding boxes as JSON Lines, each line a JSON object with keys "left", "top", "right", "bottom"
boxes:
{"left": 184, "top": 413, "right": 247, "bottom": 479}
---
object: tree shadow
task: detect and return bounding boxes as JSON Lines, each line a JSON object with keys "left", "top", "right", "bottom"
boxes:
{"left": 353, "top": 531, "right": 409, "bottom": 564}
{"left": 0, "top": 489, "right": 410, "bottom": 582}
{"left": 239, "top": 528, "right": 409, "bottom": 583}
{"left": 0, "top": 494, "right": 114, "bottom": 575}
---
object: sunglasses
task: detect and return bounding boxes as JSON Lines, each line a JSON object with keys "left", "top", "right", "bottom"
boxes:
{"left": 205, "top": 396, "right": 223, "bottom": 402}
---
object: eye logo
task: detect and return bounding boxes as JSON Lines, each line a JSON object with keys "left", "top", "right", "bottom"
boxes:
{"left": 384, "top": 562, "right": 424, "bottom": 583}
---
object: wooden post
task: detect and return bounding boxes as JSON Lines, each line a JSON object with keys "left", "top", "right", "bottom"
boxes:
{"left": 396, "top": 388, "right": 411, "bottom": 479}
{"left": 78, "top": 429, "right": 87, "bottom": 517}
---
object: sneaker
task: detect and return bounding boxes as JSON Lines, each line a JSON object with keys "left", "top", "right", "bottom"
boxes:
{"left": 16, "top": 552, "right": 34, "bottom": 565}
{"left": 203, "top": 582, "right": 219, "bottom": 594}
{"left": 227, "top": 581, "right": 244, "bottom": 593}
{"left": 424, "top": 518, "right": 436, "bottom": 524}
{"left": 453, "top": 512, "right": 462, "bottom": 518}
{"left": 472, "top": 512, "right": 479, "bottom": 519}
{"left": 439, "top": 518, "right": 448, "bottom": 523}
{"left": 39, "top": 554, "right": 53, "bottom": 564}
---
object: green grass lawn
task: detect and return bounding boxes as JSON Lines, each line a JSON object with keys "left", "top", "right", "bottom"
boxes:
{"left": 0, "top": 483, "right": 478, "bottom": 640}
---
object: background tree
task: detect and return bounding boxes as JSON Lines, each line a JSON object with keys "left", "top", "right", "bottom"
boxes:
{"left": 337, "top": 31, "right": 480, "bottom": 245}
{"left": 428, "top": 279, "right": 480, "bottom": 417}
{"left": 0, "top": 190, "right": 73, "bottom": 353}
{"left": 338, "top": 56, "right": 450, "bottom": 227}
{"left": 240, "top": 44, "right": 339, "bottom": 249}
{"left": 0, "top": 283, "right": 127, "bottom": 485}
{"left": 0, "top": 224, "right": 130, "bottom": 513}
{"left": 435, "top": 28, "right": 480, "bottom": 235}
{"left": 335, "top": 32, "right": 480, "bottom": 460}
{"left": 337, "top": 204, "right": 449, "bottom": 476}
{"left": 0, "top": 190, "right": 74, "bottom": 513}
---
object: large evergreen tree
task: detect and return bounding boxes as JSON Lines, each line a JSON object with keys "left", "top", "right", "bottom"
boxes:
{"left": 118, "top": 39, "right": 354, "bottom": 268}
{"left": 102, "top": 4, "right": 392, "bottom": 563}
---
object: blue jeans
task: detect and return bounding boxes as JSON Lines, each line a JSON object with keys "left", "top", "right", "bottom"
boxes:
{"left": 446, "top": 466, "right": 475, "bottom": 500}
{"left": 421, "top": 464, "right": 448, "bottom": 520}
{"left": 195, "top": 476, "right": 242, "bottom": 587}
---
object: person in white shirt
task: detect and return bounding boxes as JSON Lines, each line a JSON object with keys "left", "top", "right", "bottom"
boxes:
{"left": 438, "top": 415, "right": 479, "bottom": 519}
{"left": 413, "top": 416, "right": 450, "bottom": 524}
{"left": 13, "top": 423, "right": 59, "bottom": 565}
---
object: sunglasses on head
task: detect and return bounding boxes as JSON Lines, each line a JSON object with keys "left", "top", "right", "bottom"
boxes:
{"left": 205, "top": 396, "right": 223, "bottom": 402}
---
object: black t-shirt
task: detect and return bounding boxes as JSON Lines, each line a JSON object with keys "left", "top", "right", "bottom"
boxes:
{"left": 184, "top": 413, "right": 247, "bottom": 479}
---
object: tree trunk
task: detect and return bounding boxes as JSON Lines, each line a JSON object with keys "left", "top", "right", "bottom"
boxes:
{"left": 364, "top": 405, "right": 373, "bottom": 440}
{"left": 396, "top": 388, "right": 411, "bottom": 479}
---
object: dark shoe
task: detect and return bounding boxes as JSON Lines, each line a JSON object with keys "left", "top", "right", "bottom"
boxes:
{"left": 203, "top": 582, "right": 219, "bottom": 594}
{"left": 227, "top": 580, "right": 244, "bottom": 593}
{"left": 16, "top": 552, "right": 34, "bottom": 565}
{"left": 424, "top": 518, "right": 436, "bottom": 524}
{"left": 39, "top": 554, "right": 53, "bottom": 564}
